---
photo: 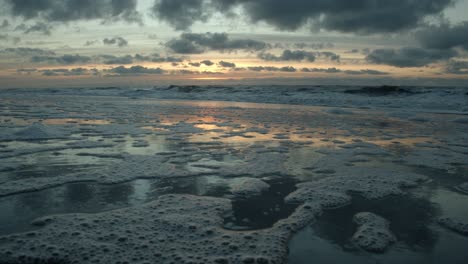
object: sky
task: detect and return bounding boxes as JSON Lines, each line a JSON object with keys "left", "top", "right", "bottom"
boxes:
{"left": 0, "top": 0, "right": 467, "bottom": 88}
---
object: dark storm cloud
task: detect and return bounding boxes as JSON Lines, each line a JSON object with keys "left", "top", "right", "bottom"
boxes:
{"left": 2, "top": 0, "right": 140, "bottom": 23}
{"left": 258, "top": 50, "right": 340, "bottom": 62}
{"left": 152, "top": 0, "right": 454, "bottom": 33}
{"left": 416, "top": 22, "right": 468, "bottom": 50}
{"left": 366, "top": 47, "right": 457, "bottom": 67}
{"left": 218, "top": 61, "right": 236, "bottom": 68}
{"left": 108, "top": 65, "right": 165, "bottom": 75}
{"left": 151, "top": 0, "right": 207, "bottom": 31}
{"left": 31, "top": 54, "right": 92, "bottom": 64}
{"left": 166, "top": 33, "right": 268, "bottom": 54}
{"left": 103, "top": 37, "right": 129, "bottom": 48}
{"left": 445, "top": 60, "right": 468, "bottom": 74}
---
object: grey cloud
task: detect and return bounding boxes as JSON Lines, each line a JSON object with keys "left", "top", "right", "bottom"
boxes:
{"left": 416, "top": 22, "right": 468, "bottom": 50}
{"left": 218, "top": 61, "right": 236, "bottom": 68}
{"left": 166, "top": 32, "right": 268, "bottom": 54}
{"left": 446, "top": 60, "right": 468, "bottom": 74}
{"left": 301, "top": 67, "right": 341, "bottom": 73}
{"left": 41, "top": 70, "right": 59, "bottom": 76}
{"left": 189, "top": 62, "right": 201, "bottom": 67}
{"left": 200, "top": 60, "right": 214, "bottom": 66}
{"left": 25, "top": 22, "right": 51, "bottom": 35}
{"left": 15, "top": 22, "right": 52, "bottom": 35}
{"left": 171, "top": 69, "right": 223, "bottom": 75}
{"left": 151, "top": 0, "right": 207, "bottom": 31}
{"left": 101, "top": 54, "right": 184, "bottom": 64}
{"left": 366, "top": 47, "right": 457, "bottom": 67}
{"left": 301, "top": 67, "right": 389, "bottom": 75}
{"left": 31, "top": 54, "right": 92, "bottom": 64}
{"left": 3, "top": 0, "right": 140, "bottom": 23}
{"left": 0, "top": 35, "right": 21, "bottom": 44}
{"left": 259, "top": 50, "right": 316, "bottom": 62}
{"left": 84, "top": 40, "right": 98, "bottom": 46}
{"left": 0, "top": 47, "right": 55, "bottom": 56}
{"left": 344, "top": 69, "right": 389, "bottom": 75}
{"left": 108, "top": 65, "right": 165, "bottom": 75}
{"left": 166, "top": 39, "right": 204, "bottom": 54}
{"left": 103, "top": 37, "right": 128, "bottom": 48}
{"left": 0, "top": 19, "right": 9, "bottom": 29}
{"left": 245, "top": 66, "right": 297, "bottom": 72}
{"left": 148, "top": 34, "right": 158, "bottom": 40}
{"left": 152, "top": 0, "right": 453, "bottom": 33}
{"left": 320, "top": 52, "right": 340, "bottom": 62}
{"left": 16, "top": 68, "right": 37, "bottom": 74}
{"left": 258, "top": 50, "right": 340, "bottom": 62}
{"left": 101, "top": 55, "right": 134, "bottom": 64}
{"left": 39, "top": 67, "right": 96, "bottom": 76}
{"left": 294, "top": 42, "right": 334, "bottom": 50}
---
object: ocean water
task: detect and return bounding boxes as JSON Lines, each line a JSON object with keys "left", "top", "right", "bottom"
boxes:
{"left": 0, "top": 85, "right": 467, "bottom": 263}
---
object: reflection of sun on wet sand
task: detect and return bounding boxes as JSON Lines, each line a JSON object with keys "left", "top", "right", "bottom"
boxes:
{"left": 0, "top": 86, "right": 467, "bottom": 264}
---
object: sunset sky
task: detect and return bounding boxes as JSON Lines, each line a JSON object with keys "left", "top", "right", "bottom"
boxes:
{"left": 1, "top": 0, "right": 467, "bottom": 88}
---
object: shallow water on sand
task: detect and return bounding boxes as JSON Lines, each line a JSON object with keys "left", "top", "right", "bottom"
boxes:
{"left": 0, "top": 91, "right": 467, "bottom": 263}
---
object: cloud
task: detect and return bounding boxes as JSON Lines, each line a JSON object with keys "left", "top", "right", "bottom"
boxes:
{"left": 152, "top": 0, "right": 454, "bottom": 33}
{"left": 108, "top": 65, "right": 165, "bottom": 75}
{"left": 39, "top": 67, "right": 98, "bottom": 76}
{"left": 166, "top": 32, "right": 268, "bottom": 54}
{"left": 218, "top": 61, "right": 236, "bottom": 68}
{"left": 245, "top": 66, "right": 297, "bottom": 72}
{"left": 31, "top": 54, "right": 92, "bottom": 64}
{"left": 0, "top": 47, "right": 55, "bottom": 56}
{"left": 259, "top": 50, "right": 316, "bottom": 62}
{"left": 16, "top": 68, "right": 37, "bottom": 74}
{"left": 0, "top": 35, "right": 21, "bottom": 44}
{"left": 294, "top": 42, "right": 334, "bottom": 50}
{"left": 188, "top": 62, "right": 201, "bottom": 67}
{"left": 101, "top": 55, "right": 134, "bottom": 64}
{"left": 200, "top": 60, "right": 214, "bottom": 66}
{"left": 366, "top": 47, "right": 457, "bottom": 67}
{"left": 258, "top": 50, "right": 340, "bottom": 62}
{"left": 0, "top": 19, "right": 9, "bottom": 29}
{"left": 151, "top": 0, "right": 207, "bottom": 31}
{"left": 416, "top": 22, "right": 468, "bottom": 50}
{"left": 100, "top": 54, "right": 184, "bottom": 64}
{"left": 3, "top": 0, "right": 140, "bottom": 23}
{"left": 84, "top": 40, "right": 98, "bottom": 46}
{"left": 301, "top": 67, "right": 389, "bottom": 75}
{"left": 15, "top": 22, "right": 53, "bottom": 35}
{"left": 343, "top": 69, "right": 389, "bottom": 75}
{"left": 103, "top": 37, "right": 128, "bottom": 47}
{"left": 446, "top": 60, "right": 468, "bottom": 74}
{"left": 301, "top": 67, "right": 341, "bottom": 73}
{"left": 320, "top": 52, "right": 341, "bottom": 61}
